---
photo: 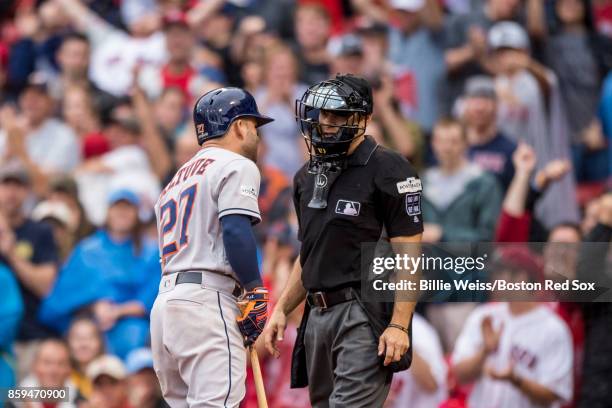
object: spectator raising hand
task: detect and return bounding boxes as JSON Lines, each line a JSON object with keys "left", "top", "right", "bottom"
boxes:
{"left": 481, "top": 315, "right": 502, "bottom": 354}
{"left": 534, "top": 159, "right": 572, "bottom": 192}
{"left": 513, "top": 142, "right": 537, "bottom": 173}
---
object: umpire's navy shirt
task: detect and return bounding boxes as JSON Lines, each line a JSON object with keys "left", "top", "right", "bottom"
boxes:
{"left": 293, "top": 136, "right": 424, "bottom": 291}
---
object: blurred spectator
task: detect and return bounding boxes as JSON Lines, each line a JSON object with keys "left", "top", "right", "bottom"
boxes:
{"left": 6, "top": 3, "right": 68, "bottom": 98}
{"left": 422, "top": 118, "right": 502, "bottom": 243}
{"left": 385, "top": 0, "right": 446, "bottom": 131}
{"left": 66, "top": 316, "right": 104, "bottom": 403}
{"left": 153, "top": 87, "right": 187, "bottom": 145}
{"left": 31, "top": 200, "right": 78, "bottom": 262}
{"left": 189, "top": 5, "right": 235, "bottom": 85}
{"left": 328, "top": 34, "right": 365, "bottom": 76}
{"left": 0, "top": 163, "right": 59, "bottom": 380}
{"left": 131, "top": 71, "right": 173, "bottom": 182}
{"left": 40, "top": 189, "right": 160, "bottom": 359}
{"left": 253, "top": 0, "right": 296, "bottom": 39}
{"left": 86, "top": 355, "right": 131, "bottom": 408}
{"left": 230, "top": 14, "right": 276, "bottom": 68}
{"left": 0, "top": 257, "right": 24, "bottom": 388}
{"left": 20, "top": 338, "right": 78, "bottom": 407}
{"left": 0, "top": 76, "right": 81, "bottom": 194}
{"left": 355, "top": 21, "right": 391, "bottom": 78}
{"left": 529, "top": 0, "right": 612, "bottom": 183}
{"left": 489, "top": 21, "right": 580, "bottom": 229}
{"left": 593, "top": 0, "right": 612, "bottom": 37}
{"left": 139, "top": 11, "right": 211, "bottom": 102}
{"left": 460, "top": 75, "right": 516, "bottom": 190}
{"left": 164, "top": 130, "right": 201, "bottom": 184}
{"left": 452, "top": 301, "right": 573, "bottom": 408}
{"left": 56, "top": 0, "right": 166, "bottom": 97}
{"left": 51, "top": 33, "right": 116, "bottom": 114}
{"left": 496, "top": 143, "right": 573, "bottom": 243}
{"left": 371, "top": 73, "right": 424, "bottom": 167}
{"left": 48, "top": 176, "right": 96, "bottom": 241}
{"left": 255, "top": 44, "right": 307, "bottom": 178}
{"left": 75, "top": 115, "right": 160, "bottom": 226}
{"left": 62, "top": 85, "right": 109, "bottom": 160}
{"left": 386, "top": 313, "right": 448, "bottom": 408}
{"left": 125, "top": 348, "right": 168, "bottom": 408}
{"left": 293, "top": 3, "right": 332, "bottom": 85}
{"left": 443, "top": 0, "right": 522, "bottom": 110}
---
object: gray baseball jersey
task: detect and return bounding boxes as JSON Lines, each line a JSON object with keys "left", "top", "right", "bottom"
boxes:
{"left": 154, "top": 146, "right": 261, "bottom": 279}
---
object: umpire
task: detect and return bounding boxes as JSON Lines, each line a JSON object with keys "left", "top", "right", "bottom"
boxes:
{"left": 263, "top": 74, "right": 423, "bottom": 407}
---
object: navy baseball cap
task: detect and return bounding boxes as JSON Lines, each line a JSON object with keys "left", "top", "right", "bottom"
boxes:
{"left": 108, "top": 189, "right": 140, "bottom": 207}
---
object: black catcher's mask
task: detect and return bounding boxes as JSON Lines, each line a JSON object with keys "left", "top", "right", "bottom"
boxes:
{"left": 295, "top": 74, "right": 373, "bottom": 170}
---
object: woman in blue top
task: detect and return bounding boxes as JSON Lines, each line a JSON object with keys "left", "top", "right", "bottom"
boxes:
{"left": 40, "top": 189, "right": 160, "bottom": 359}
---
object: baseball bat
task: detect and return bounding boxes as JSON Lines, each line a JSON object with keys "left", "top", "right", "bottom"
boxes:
{"left": 249, "top": 346, "right": 268, "bottom": 408}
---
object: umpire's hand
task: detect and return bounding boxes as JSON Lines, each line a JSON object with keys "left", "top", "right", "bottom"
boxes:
{"left": 263, "top": 308, "right": 287, "bottom": 358}
{"left": 378, "top": 326, "right": 410, "bottom": 366}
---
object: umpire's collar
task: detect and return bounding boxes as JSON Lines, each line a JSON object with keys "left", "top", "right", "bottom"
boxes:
{"left": 347, "top": 135, "right": 378, "bottom": 167}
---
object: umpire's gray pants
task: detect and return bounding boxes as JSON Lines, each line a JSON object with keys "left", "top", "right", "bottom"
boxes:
{"left": 305, "top": 299, "right": 392, "bottom": 408}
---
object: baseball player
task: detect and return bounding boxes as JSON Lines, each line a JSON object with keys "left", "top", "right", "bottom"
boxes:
{"left": 150, "top": 87, "right": 274, "bottom": 407}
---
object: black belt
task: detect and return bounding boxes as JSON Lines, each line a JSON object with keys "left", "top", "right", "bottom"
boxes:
{"left": 306, "top": 287, "right": 357, "bottom": 310}
{"left": 175, "top": 271, "right": 243, "bottom": 297}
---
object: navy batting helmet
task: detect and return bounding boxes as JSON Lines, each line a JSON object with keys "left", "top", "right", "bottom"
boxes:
{"left": 193, "top": 87, "right": 274, "bottom": 145}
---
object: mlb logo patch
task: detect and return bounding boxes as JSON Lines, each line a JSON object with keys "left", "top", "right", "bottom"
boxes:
{"left": 335, "top": 200, "right": 361, "bottom": 217}
{"left": 406, "top": 193, "right": 421, "bottom": 216}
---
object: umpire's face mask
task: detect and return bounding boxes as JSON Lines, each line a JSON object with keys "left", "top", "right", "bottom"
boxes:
{"left": 296, "top": 81, "right": 369, "bottom": 209}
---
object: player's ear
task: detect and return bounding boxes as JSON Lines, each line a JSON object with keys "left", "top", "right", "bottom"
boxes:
{"left": 234, "top": 118, "right": 248, "bottom": 140}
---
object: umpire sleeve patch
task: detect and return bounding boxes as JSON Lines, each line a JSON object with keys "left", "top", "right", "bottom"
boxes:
{"left": 397, "top": 177, "right": 422, "bottom": 194}
{"left": 406, "top": 193, "right": 421, "bottom": 216}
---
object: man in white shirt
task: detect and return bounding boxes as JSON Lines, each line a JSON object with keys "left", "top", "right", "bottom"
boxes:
{"left": 452, "top": 246, "right": 573, "bottom": 408}
{"left": 452, "top": 301, "right": 573, "bottom": 408}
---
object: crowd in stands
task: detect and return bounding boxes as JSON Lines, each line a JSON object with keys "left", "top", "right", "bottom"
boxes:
{"left": 1, "top": 0, "right": 611, "bottom": 407}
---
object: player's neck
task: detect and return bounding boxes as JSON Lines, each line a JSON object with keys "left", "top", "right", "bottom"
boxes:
{"left": 201, "top": 140, "right": 240, "bottom": 155}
